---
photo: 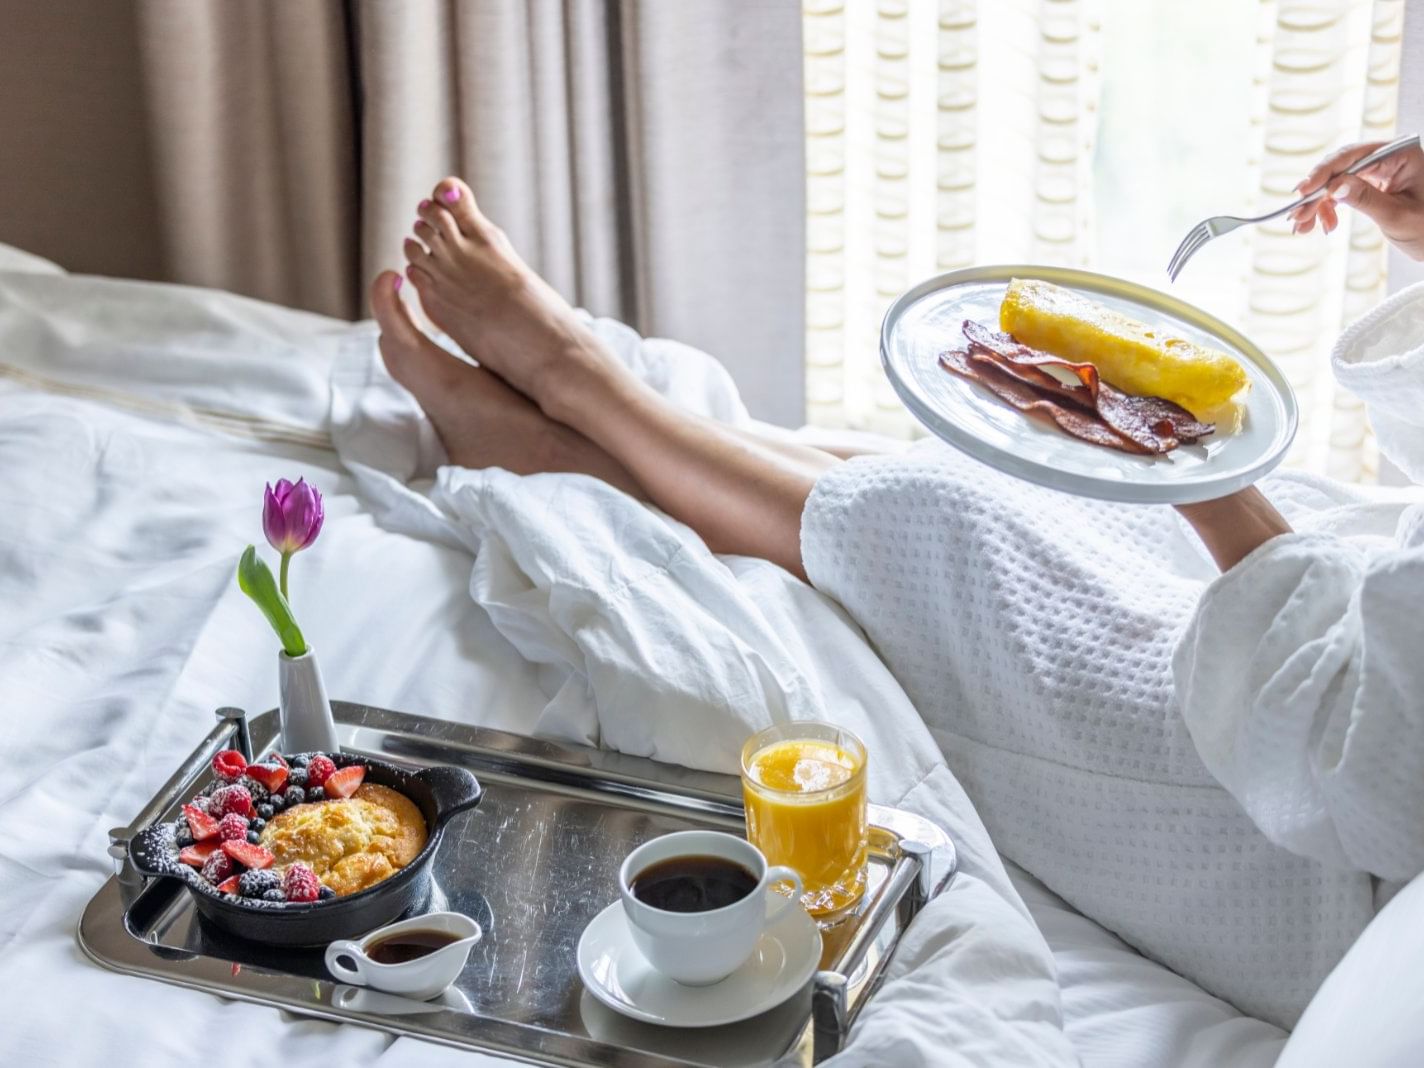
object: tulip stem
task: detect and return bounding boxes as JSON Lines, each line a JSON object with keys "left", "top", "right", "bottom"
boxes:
{"left": 279, "top": 552, "right": 291, "bottom": 601}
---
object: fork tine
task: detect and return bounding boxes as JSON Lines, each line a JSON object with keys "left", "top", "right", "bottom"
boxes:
{"left": 1168, "top": 228, "right": 1211, "bottom": 282}
{"left": 1166, "top": 223, "right": 1208, "bottom": 279}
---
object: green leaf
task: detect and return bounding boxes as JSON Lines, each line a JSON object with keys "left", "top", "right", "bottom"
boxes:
{"left": 237, "top": 545, "right": 307, "bottom": 656}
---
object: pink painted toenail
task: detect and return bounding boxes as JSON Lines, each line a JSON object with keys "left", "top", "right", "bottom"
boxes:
{"left": 419, "top": 199, "right": 431, "bottom": 210}
{"left": 442, "top": 186, "right": 461, "bottom": 203}
{"left": 393, "top": 274, "right": 403, "bottom": 292}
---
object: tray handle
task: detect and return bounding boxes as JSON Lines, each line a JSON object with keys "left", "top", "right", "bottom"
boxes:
{"left": 812, "top": 839, "right": 936, "bottom": 1063}
{"left": 114, "top": 707, "right": 253, "bottom": 880}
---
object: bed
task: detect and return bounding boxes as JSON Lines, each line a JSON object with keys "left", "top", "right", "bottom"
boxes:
{"left": 1, "top": 242, "right": 1385, "bottom": 1066}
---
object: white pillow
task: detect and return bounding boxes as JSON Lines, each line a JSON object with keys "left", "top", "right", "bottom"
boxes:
{"left": 1278, "top": 875, "right": 1424, "bottom": 1066}
{"left": 0, "top": 243, "right": 65, "bottom": 275}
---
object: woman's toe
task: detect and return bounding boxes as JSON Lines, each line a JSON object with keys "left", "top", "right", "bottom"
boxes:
{"left": 431, "top": 177, "right": 490, "bottom": 238}
{"left": 369, "top": 270, "right": 458, "bottom": 397}
{"left": 403, "top": 236, "right": 433, "bottom": 268}
{"left": 413, "top": 218, "right": 442, "bottom": 250}
{"left": 417, "top": 198, "right": 463, "bottom": 243}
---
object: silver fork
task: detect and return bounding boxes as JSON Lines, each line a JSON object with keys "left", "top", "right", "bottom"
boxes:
{"left": 1166, "top": 133, "right": 1420, "bottom": 282}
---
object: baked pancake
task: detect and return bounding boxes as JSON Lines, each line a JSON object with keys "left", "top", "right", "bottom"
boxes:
{"left": 260, "top": 783, "right": 427, "bottom": 896}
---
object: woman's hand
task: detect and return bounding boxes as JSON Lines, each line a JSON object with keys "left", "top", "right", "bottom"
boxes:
{"left": 1289, "top": 139, "right": 1424, "bottom": 259}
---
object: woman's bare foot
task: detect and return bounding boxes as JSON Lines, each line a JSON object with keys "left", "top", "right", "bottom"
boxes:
{"left": 402, "top": 177, "right": 624, "bottom": 419}
{"left": 369, "top": 271, "right": 643, "bottom": 496}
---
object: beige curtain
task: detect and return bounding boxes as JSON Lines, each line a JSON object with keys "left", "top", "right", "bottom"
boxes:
{"left": 1245, "top": 0, "right": 1405, "bottom": 483}
{"left": 135, "top": 0, "right": 360, "bottom": 320}
{"left": 128, "top": 0, "right": 808, "bottom": 423}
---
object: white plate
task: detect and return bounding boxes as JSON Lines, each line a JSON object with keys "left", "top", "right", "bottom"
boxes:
{"left": 576, "top": 890, "right": 822, "bottom": 1029}
{"left": 880, "top": 265, "right": 1298, "bottom": 504}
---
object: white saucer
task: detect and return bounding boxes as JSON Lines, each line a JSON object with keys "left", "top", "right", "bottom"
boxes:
{"left": 576, "top": 889, "right": 822, "bottom": 1028}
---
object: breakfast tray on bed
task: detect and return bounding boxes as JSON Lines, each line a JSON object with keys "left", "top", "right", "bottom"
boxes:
{"left": 80, "top": 702, "right": 957, "bottom": 1067}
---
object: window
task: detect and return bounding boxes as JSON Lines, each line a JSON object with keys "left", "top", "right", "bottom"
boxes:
{"left": 804, "top": 0, "right": 1403, "bottom": 482}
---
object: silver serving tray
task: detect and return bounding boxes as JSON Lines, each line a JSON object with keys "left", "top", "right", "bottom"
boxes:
{"left": 81, "top": 703, "right": 956, "bottom": 1067}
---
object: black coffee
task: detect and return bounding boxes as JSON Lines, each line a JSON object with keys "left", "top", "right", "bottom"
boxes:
{"left": 366, "top": 928, "right": 462, "bottom": 965}
{"left": 630, "top": 854, "right": 758, "bottom": 913}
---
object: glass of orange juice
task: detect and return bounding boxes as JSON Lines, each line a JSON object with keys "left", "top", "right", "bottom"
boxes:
{"left": 740, "top": 721, "right": 868, "bottom": 916}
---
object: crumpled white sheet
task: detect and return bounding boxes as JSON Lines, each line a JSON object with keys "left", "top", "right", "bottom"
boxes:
{"left": 0, "top": 258, "right": 1075, "bottom": 1067}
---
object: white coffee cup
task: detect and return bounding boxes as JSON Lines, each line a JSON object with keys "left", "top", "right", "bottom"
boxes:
{"left": 325, "top": 911, "right": 481, "bottom": 1001}
{"left": 619, "top": 830, "right": 804, "bottom": 986}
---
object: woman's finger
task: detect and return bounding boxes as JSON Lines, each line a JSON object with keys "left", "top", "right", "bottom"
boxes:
{"left": 1296, "top": 140, "right": 1388, "bottom": 195}
{"left": 1320, "top": 198, "right": 1340, "bottom": 234}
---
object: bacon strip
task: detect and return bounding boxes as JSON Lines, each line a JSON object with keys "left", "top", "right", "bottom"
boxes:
{"left": 939, "top": 347, "right": 1148, "bottom": 453}
{"left": 957, "top": 321, "right": 1214, "bottom": 453}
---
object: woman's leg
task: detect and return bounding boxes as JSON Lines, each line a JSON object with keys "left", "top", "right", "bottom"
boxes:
{"left": 392, "top": 177, "right": 844, "bottom": 578}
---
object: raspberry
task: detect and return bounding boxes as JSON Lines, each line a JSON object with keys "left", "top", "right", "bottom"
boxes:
{"left": 212, "top": 749, "right": 247, "bottom": 782}
{"left": 201, "top": 850, "right": 234, "bottom": 884}
{"left": 305, "top": 755, "right": 336, "bottom": 789}
{"left": 217, "top": 813, "right": 249, "bottom": 842}
{"left": 212, "top": 784, "right": 255, "bottom": 819}
{"left": 282, "top": 862, "right": 320, "bottom": 903}
{"left": 239, "top": 869, "right": 280, "bottom": 898}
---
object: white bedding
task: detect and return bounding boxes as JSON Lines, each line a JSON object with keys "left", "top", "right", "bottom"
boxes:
{"left": 0, "top": 248, "right": 1283, "bottom": 1066}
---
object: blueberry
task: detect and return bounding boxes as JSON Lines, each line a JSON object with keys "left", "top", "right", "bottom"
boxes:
{"left": 249, "top": 818, "right": 266, "bottom": 833}
{"left": 256, "top": 803, "right": 274, "bottom": 820}
{"left": 268, "top": 793, "right": 286, "bottom": 812}
{"left": 174, "top": 824, "right": 195, "bottom": 848}
{"left": 289, "top": 753, "right": 311, "bottom": 768}
{"left": 318, "top": 886, "right": 336, "bottom": 901}
{"left": 262, "top": 888, "right": 286, "bottom": 903}
{"left": 246, "top": 830, "right": 261, "bottom": 844}
{"left": 307, "top": 786, "right": 324, "bottom": 801}
{"left": 287, "top": 767, "right": 309, "bottom": 788}
{"left": 283, "top": 786, "right": 306, "bottom": 806}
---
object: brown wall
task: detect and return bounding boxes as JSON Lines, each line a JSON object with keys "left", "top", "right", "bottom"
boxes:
{"left": 0, "top": 1, "right": 164, "bottom": 278}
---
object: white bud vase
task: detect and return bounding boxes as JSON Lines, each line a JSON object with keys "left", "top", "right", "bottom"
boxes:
{"left": 278, "top": 647, "right": 340, "bottom": 754}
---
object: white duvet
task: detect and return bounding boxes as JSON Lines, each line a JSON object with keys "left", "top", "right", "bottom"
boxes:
{"left": 0, "top": 250, "right": 1290, "bottom": 1067}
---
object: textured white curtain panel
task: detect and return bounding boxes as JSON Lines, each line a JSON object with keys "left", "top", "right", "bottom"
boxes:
{"left": 802, "top": 0, "right": 1405, "bottom": 483}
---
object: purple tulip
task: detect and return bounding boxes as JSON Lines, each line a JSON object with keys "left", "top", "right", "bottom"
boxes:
{"left": 263, "top": 478, "right": 324, "bottom": 556}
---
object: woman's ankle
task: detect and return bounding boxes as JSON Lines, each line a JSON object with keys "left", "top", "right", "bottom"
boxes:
{"left": 539, "top": 340, "right": 642, "bottom": 432}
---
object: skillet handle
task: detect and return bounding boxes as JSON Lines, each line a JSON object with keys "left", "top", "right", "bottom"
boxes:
{"left": 420, "top": 765, "right": 482, "bottom": 823}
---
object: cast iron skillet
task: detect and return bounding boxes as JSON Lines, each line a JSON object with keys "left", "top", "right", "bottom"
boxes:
{"left": 129, "top": 754, "right": 482, "bottom": 947}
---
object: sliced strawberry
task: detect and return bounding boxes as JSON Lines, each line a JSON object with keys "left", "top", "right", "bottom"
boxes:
{"left": 245, "top": 763, "right": 289, "bottom": 794}
{"left": 221, "top": 840, "right": 275, "bottom": 870}
{"left": 268, "top": 752, "right": 290, "bottom": 771}
{"left": 215, "top": 874, "right": 242, "bottom": 895}
{"left": 183, "top": 803, "right": 221, "bottom": 842}
{"left": 178, "top": 841, "right": 220, "bottom": 867}
{"left": 322, "top": 765, "right": 365, "bottom": 799}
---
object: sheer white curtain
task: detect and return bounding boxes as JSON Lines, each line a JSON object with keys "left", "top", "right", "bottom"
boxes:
{"left": 804, "top": 0, "right": 1405, "bottom": 482}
